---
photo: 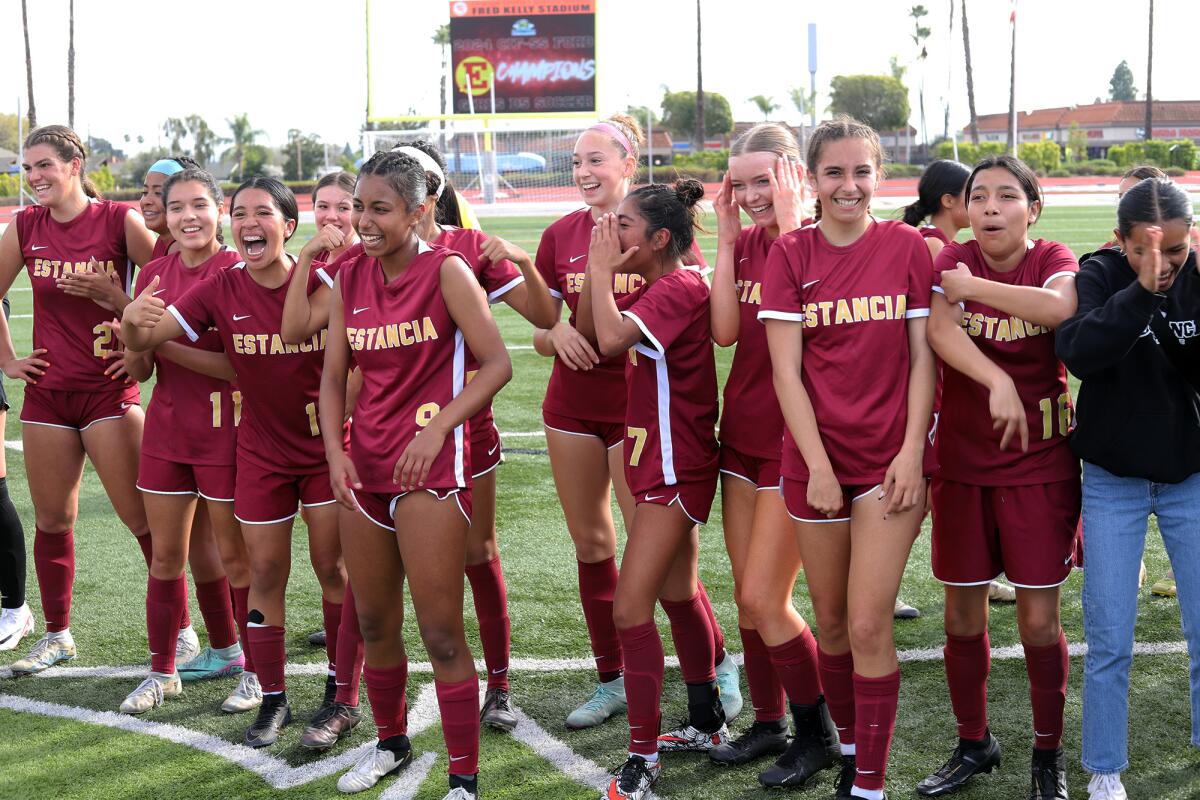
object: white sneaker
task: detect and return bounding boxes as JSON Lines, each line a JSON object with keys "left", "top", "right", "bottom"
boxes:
{"left": 337, "top": 743, "right": 413, "bottom": 793}
{"left": 988, "top": 580, "right": 1017, "bottom": 603}
{"left": 1088, "top": 772, "right": 1128, "bottom": 800}
{"left": 0, "top": 604, "right": 34, "bottom": 651}
{"left": 221, "top": 671, "right": 263, "bottom": 713}
{"left": 176, "top": 624, "right": 201, "bottom": 664}
{"left": 657, "top": 720, "right": 730, "bottom": 752}
{"left": 10, "top": 633, "right": 76, "bottom": 675}
{"left": 120, "top": 672, "right": 182, "bottom": 714}
{"left": 443, "top": 788, "right": 477, "bottom": 800}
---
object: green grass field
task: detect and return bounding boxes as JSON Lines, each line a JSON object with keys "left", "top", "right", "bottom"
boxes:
{"left": 1, "top": 205, "right": 1198, "bottom": 799}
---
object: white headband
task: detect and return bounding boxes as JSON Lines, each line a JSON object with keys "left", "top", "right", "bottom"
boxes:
{"left": 393, "top": 146, "right": 446, "bottom": 199}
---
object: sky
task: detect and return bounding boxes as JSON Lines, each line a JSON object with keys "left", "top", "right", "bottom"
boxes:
{"left": 0, "top": 0, "right": 1192, "bottom": 157}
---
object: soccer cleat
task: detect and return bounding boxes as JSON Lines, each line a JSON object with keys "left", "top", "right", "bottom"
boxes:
{"left": 657, "top": 720, "right": 730, "bottom": 753}
{"left": 758, "top": 698, "right": 840, "bottom": 788}
{"left": 300, "top": 701, "right": 362, "bottom": 751}
{"left": 714, "top": 652, "right": 743, "bottom": 722}
{"left": 480, "top": 687, "right": 518, "bottom": 732}
{"left": 0, "top": 604, "right": 34, "bottom": 651}
{"left": 1030, "top": 747, "right": 1068, "bottom": 799}
{"left": 602, "top": 755, "right": 661, "bottom": 800}
{"left": 222, "top": 671, "right": 263, "bottom": 713}
{"left": 177, "top": 646, "right": 245, "bottom": 682}
{"left": 442, "top": 788, "right": 477, "bottom": 800}
{"left": 988, "top": 580, "right": 1018, "bottom": 603}
{"left": 244, "top": 693, "right": 292, "bottom": 747}
{"left": 308, "top": 628, "right": 327, "bottom": 647}
{"left": 834, "top": 755, "right": 857, "bottom": 798}
{"left": 10, "top": 633, "right": 76, "bottom": 676}
{"left": 566, "top": 676, "right": 627, "bottom": 729}
{"left": 1087, "top": 772, "right": 1127, "bottom": 800}
{"left": 120, "top": 672, "right": 182, "bottom": 714}
{"left": 709, "top": 719, "right": 788, "bottom": 765}
{"left": 893, "top": 597, "right": 922, "bottom": 619}
{"left": 1150, "top": 578, "right": 1177, "bottom": 598}
{"left": 337, "top": 738, "right": 413, "bottom": 793}
{"left": 916, "top": 732, "right": 1002, "bottom": 796}
{"left": 176, "top": 625, "right": 201, "bottom": 665}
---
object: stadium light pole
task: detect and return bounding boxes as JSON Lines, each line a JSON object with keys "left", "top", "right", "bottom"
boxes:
{"left": 808, "top": 24, "right": 817, "bottom": 130}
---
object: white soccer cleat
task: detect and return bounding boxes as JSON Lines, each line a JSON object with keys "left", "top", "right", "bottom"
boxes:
{"left": 715, "top": 652, "right": 743, "bottom": 722}
{"left": 221, "top": 671, "right": 263, "bottom": 713}
{"left": 988, "top": 580, "right": 1017, "bottom": 603}
{"left": 443, "top": 788, "right": 477, "bottom": 800}
{"left": 176, "top": 624, "right": 201, "bottom": 665}
{"left": 10, "top": 633, "right": 76, "bottom": 676}
{"left": 1087, "top": 772, "right": 1128, "bottom": 800}
{"left": 337, "top": 743, "right": 413, "bottom": 793}
{"left": 0, "top": 604, "right": 34, "bottom": 651}
{"left": 120, "top": 672, "right": 182, "bottom": 714}
{"left": 657, "top": 720, "right": 730, "bottom": 752}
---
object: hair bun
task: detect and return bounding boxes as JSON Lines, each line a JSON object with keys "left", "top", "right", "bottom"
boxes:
{"left": 674, "top": 178, "right": 704, "bottom": 208}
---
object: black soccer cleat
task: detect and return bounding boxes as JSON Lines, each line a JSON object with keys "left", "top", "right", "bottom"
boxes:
{"left": 480, "top": 687, "right": 518, "bottom": 732}
{"left": 299, "top": 700, "right": 361, "bottom": 751}
{"left": 916, "top": 732, "right": 1002, "bottom": 796}
{"left": 1029, "top": 747, "right": 1068, "bottom": 799}
{"left": 244, "top": 693, "right": 292, "bottom": 748}
{"left": 834, "top": 754, "right": 856, "bottom": 798}
{"left": 709, "top": 719, "right": 788, "bottom": 766}
{"left": 757, "top": 698, "right": 840, "bottom": 788}
{"left": 307, "top": 629, "right": 326, "bottom": 648}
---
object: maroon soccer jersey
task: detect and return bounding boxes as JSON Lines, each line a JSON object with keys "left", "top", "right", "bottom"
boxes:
{"left": 15, "top": 200, "right": 135, "bottom": 392}
{"left": 338, "top": 241, "right": 469, "bottom": 492}
{"left": 758, "top": 219, "right": 934, "bottom": 484}
{"left": 536, "top": 208, "right": 709, "bottom": 423}
{"left": 920, "top": 225, "right": 951, "bottom": 246}
{"left": 719, "top": 225, "right": 785, "bottom": 459}
{"left": 137, "top": 248, "right": 241, "bottom": 465}
{"left": 933, "top": 239, "right": 1079, "bottom": 485}
{"left": 168, "top": 262, "right": 327, "bottom": 473}
{"left": 619, "top": 268, "right": 719, "bottom": 495}
{"left": 314, "top": 243, "right": 365, "bottom": 290}
{"left": 150, "top": 236, "right": 173, "bottom": 261}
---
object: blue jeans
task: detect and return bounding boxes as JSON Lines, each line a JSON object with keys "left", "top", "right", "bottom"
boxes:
{"left": 1080, "top": 462, "right": 1200, "bottom": 774}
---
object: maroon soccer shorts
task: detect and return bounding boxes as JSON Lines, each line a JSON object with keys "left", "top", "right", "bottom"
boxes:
{"left": 634, "top": 478, "right": 718, "bottom": 525}
{"left": 351, "top": 487, "right": 473, "bottom": 531}
{"left": 719, "top": 444, "right": 782, "bottom": 491}
{"left": 542, "top": 409, "right": 625, "bottom": 449}
{"left": 781, "top": 476, "right": 882, "bottom": 523}
{"left": 470, "top": 420, "right": 504, "bottom": 479}
{"left": 234, "top": 457, "right": 335, "bottom": 525}
{"left": 138, "top": 452, "right": 235, "bottom": 502}
{"left": 21, "top": 383, "right": 140, "bottom": 431}
{"left": 931, "top": 477, "right": 1081, "bottom": 588}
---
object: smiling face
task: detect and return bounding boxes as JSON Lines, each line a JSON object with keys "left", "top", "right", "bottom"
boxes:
{"left": 314, "top": 185, "right": 355, "bottom": 240}
{"left": 572, "top": 130, "right": 633, "bottom": 209}
{"left": 729, "top": 151, "right": 783, "bottom": 229}
{"left": 231, "top": 188, "right": 295, "bottom": 269}
{"left": 1118, "top": 219, "right": 1194, "bottom": 292}
{"left": 165, "top": 179, "right": 221, "bottom": 254}
{"left": 352, "top": 174, "right": 428, "bottom": 260}
{"left": 967, "top": 167, "right": 1040, "bottom": 263}
{"left": 21, "top": 143, "right": 82, "bottom": 208}
{"left": 614, "top": 196, "right": 671, "bottom": 274}
{"left": 810, "top": 137, "right": 879, "bottom": 227}
{"left": 140, "top": 170, "right": 171, "bottom": 234}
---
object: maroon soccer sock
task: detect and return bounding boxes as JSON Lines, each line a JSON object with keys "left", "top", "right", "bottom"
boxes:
{"left": 147, "top": 574, "right": 187, "bottom": 674}
{"left": 740, "top": 627, "right": 787, "bottom": 722}
{"left": 577, "top": 557, "right": 623, "bottom": 682}
{"left": 818, "top": 648, "right": 857, "bottom": 748}
{"left": 321, "top": 598, "right": 342, "bottom": 675}
{"left": 1024, "top": 631, "right": 1068, "bottom": 751}
{"left": 466, "top": 556, "right": 512, "bottom": 690}
{"left": 617, "top": 620, "right": 665, "bottom": 757}
{"left": 364, "top": 661, "right": 408, "bottom": 740}
{"left": 766, "top": 626, "right": 823, "bottom": 707}
{"left": 945, "top": 631, "right": 990, "bottom": 741}
{"left": 661, "top": 592, "right": 717, "bottom": 684}
{"left": 852, "top": 670, "right": 901, "bottom": 793}
{"left": 335, "top": 582, "right": 364, "bottom": 706}
{"left": 435, "top": 675, "right": 481, "bottom": 776}
{"left": 231, "top": 585, "right": 255, "bottom": 674}
{"left": 695, "top": 579, "right": 727, "bottom": 663}
{"left": 34, "top": 529, "right": 74, "bottom": 633}
{"left": 248, "top": 624, "right": 286, "bottom": 694}
{"left": 195, "top": 577, "right": 237, "bottom": 650}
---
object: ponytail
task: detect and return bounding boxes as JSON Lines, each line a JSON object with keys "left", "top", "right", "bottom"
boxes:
{"left": 902, "top": 159, "right": 971, "bottom": 228}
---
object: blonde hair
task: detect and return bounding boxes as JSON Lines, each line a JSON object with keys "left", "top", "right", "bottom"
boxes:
{"left": 593, "top": 113, "right": 645, "bottom": 163}
{"left": 731, "top": 123, "right": 801, "bottom": 163}
{"left": 24, "top": 124, "right": 100, "bottom": 199}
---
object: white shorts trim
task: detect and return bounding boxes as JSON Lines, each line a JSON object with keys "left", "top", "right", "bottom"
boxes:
{"left": 301, "top": 498, "right": 338, "bottom": 509}
{"left": 235, "top": 511, "right": 298, "bottom": 526}
{"left": 789, "top": 513, "right": 851, "bottom": 524}
{"left": 852, "top": 484, "right": 883, "bottom": 502}
{"left": 471, "top": 458, "right": 503, "bottom": 479}
{"left": 1004, "top": 576, "right": 1070, "bottom": 590}
{"left": 387, "top": 488, "right": 471, "bottom": 526}
{"left": 21, "top": 420, "right": 80, "bottom": 431}
{"left": 199, "top": 492, "right": 234, "bottom": 503}
{"left": 936, "top": 574, "right": 1003, "bottom": 587}
{"left": 543, "top": 422, "right": 622, "bottom": 449}
{"left": 354, "top": 492, "right": 397, "bottom": 533}
{"left": 719, "top": 468, "right": 755, "bottom": 485}
{"left": 667, "top": 494, "right": 704, "bottom": 525}
{"left": 79, "top": 412, "right": 133, "bottom": 432}
{"left": 136, "top": 486, "right": 197, "bottom": 497}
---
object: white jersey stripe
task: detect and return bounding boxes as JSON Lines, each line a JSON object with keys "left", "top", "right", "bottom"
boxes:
{"left": 656, "top": 355, "right": 676, "bottom": 485}
{"left": 452, "top": 329, "right": 466, "bottom": 486}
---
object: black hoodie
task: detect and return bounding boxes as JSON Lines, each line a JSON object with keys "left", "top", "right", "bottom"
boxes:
{"left": 1055, "top": 247, "right": 1200, "bottom": 484}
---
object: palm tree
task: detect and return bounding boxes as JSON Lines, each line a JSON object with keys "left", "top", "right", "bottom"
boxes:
{"left": 961, "top": 0, "right": 978, "bottom": 145}
{"left": 433, "top": 24, "right": 450, "bottom": 150}
{"left": 68, "top": 0, "right": 75, "bottom": 128}
{"left": 223, "top": 114, "right": 265, "bottom": 180}
{"left": 694, "top": 0, "right": 705, "bottom": 151}
{"left": 186, "top": 115, "right": 225, "bottom": 169}
{"left": 910, "top": 5, "right": 930, "bottom": 151}
{"left": 1006, "top": 7, "right": 1017, "bottom": 155}
{"left": 1144, "top": 0, "right": 1154, "bottom": 141}
{"left": 22, "top": 0, "right": 36, "bottom": 129}
{"left": 749, "top": 95, "right": 779, "bottom": 121}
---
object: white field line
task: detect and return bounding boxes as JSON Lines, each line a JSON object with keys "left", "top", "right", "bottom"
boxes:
{"left": 378, "top": 752, "right": 438, "bottom": 800}
{"left": 509, "top": 706, "right": 615, "bottom": 794}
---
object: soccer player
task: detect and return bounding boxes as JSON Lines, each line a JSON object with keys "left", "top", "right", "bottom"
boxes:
{"left": 706, "top": 124, "right": 819, "bottom": 776}
{"left": 759, "top": 117, "right": 937, "bottom": 800}
{"left": 575, "top": 181, "right": 726, "bottom": 800}
{"left": 141, "top": 157, "right": 200, "bottom": 260}
{"left": 318, "top": 150, "right": 511, "bottom": 800}
{"left": 0, "top": 125, "right": 164, "bottom": 676}
{"left": 118, "top": 168, "right": 249, "bottom": 714}
{"left": 534, "top": 114, "right": 738, "bottom": 729}
{"left": 0, "top": 293, "right": 28, "bottom": 652}
{"left": 920, "top": 155, "right": 1079, "bottom": 800}
{"left": 310, "top": 171, "right": 359, "bottom": 265}
{"left": 121, "top": 177, "right": 346, "bottom": 747}
{"left": 1056, "top": 178, "right": 1200, "bottom": 800}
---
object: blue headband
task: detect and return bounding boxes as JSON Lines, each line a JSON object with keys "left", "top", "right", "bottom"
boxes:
{"left": 147, "top": 159, "right": 184, "bottom": 177}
